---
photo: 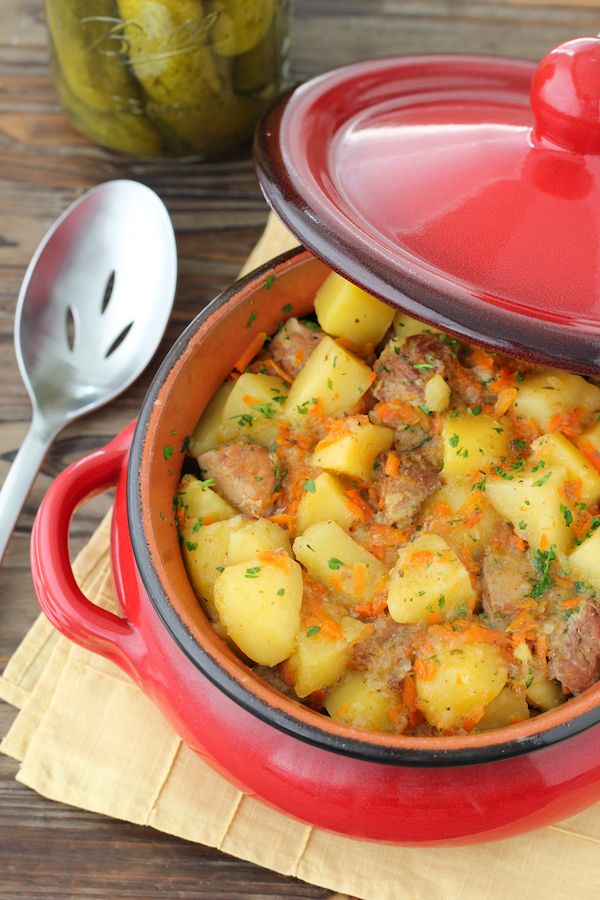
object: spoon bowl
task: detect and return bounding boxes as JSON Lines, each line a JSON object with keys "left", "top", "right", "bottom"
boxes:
{"left": 0, "top": 180, "right": 177, "bottom": 560}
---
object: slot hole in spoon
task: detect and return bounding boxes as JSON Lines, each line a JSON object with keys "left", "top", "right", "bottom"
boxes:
{"left": 101, "top": 270, "right": 116, "bottom": 314}
{"left": 105, "top": 321, "right": 134, "bottom": 358}
{"left": 65, "top": 306, "right": 76, "bottom": 352}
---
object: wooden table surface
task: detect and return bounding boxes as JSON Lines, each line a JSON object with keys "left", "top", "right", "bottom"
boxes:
{"left": 1, "top": 1, "right": 599, "bottom": 897}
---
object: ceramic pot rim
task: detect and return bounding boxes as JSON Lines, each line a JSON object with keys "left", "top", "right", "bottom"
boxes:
{"left": 128, "top": 247, "right": 600, "bottom": 767}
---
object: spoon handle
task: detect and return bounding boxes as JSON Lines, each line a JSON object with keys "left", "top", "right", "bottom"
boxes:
{"left": 0, "top": 415, "right": 55, "bottom": 563}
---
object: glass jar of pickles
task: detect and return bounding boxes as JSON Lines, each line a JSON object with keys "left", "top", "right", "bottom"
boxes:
{"left": 44, "top": 1, "right": 291, "bottom": 158}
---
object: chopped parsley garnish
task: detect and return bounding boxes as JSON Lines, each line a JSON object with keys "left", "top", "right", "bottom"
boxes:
{"left": 576, "top": 516, "right": 600, "bottom": 545}
{"left": 163, "top": 444, "right": 174, "bottom": 460}
{"left": 276, "top": 588, "right": 285, "bottom": 596}
{"left": 449, "top": 433, "right": 459, "bottom": 448}
{"left": 253, "top": 401, "right": 277, "bottom": 419}
{"left": 264, "top": 275, "right": 276, "bottom": 290}
{"left": 281, "top": 302, "right": 292, "bottom": 313}
{"left": 561, "top": 504, "right": 573, "bottom": 528}
{"left": 246, "top": 310, "right": 257, "bottom": 328}
{"left": 438, "top": 595, "right": 446, "bottom": 609}
{"left": 180, "top": 435, "right": 191, "bottom": 453}
{"left": 185, "top": 541, "right": 198, "bottom": 552}
{"left": 233, "top": 413, "right": 255, "bottom": 427}
{"left": 327, "top": 378, "right": 333, "bottom": 390}
{"left": 531, "top": 459, "right": 546, "bottom": 473}
{"left": 244, "top": 566, "right": 261, "bottom": 578}
{"left": 192, "top": 518, "right": 204, "bottom": 533}
{"left": 306, "top": 625, "right": 321, "bottom": 637}
{"left": 530, "top": 545, "right": 556, "bottom": 599}
{"left": 413, "top": 362, "right": 435, "bottom": 371}
{"left": 532, "top": 471, "right": 551, "bottom": 488}
{"left": 303, "top": 478, "right": 316, "bottom": 494}
{"left": 328, "top": 557, "right": 344, "bottom": 570}
{"left": 518, "top": 520, "right": 527, "bottom": 531}
{"left": 299, "top": 318, "right": 320, "bottom": 331}
{"left": 418, "top": 403, "right": 433, "bottom": 417}
{"left": 470, "top": 405, "right": 482, "bottom": 416}
{"left": 216, "top": 566, "right": 225, "bottom": 573}
{"left": 296, "top": 401, "right": 310, "bottom": 415}
{"left": 197, "top": 478, "right": 215, "bottom": 489}
{"left": 514, "top": 438, "right": 527, "bottom": 451}
{"left": 472, "top": 475, "right": 487, "bottom": 492}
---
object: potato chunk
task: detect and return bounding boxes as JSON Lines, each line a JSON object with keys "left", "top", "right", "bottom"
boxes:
{"left": 387, "top": 533, "right": 476, "bottom": 624}
{"left": 415, "top": 642, "right": 508, "bottom": 731}
{"left": 227, "top": 518, "right": 291, "bottom": 565}
{"left": 314, "top": 271, "right": 394, "bottom": 348}
{"left": 568, "top": 527, "right": 600, "bottom": 590}
{"left": 312, "top": 418, "right": 394, "bottom": 482}
{"left": 288, "top": 616, "right": 364, "bottom": 698}
{"left": 284, "top": 336, "right": 373, "bottom": 425}
{"left": 486, "top": 465, "right": 571, "bottom": 554}
{"left": 392, "top": 311, "right": 435, "bottom": 344}
{"left": 218, "top": 372, "right": 288, "bottom": 447}
{"left": 576, "top": 421, "right": 600, "bottom": 471}
{"left": 513, "top": 642, "right": 565, "bottom": 711}
{"left": 176, "top": 474, "right": 236, "bottom": 538}
{"left": 183, "top": 516, "right": 246, "bottom": 613}
{"left": 478, "top": 687, "right": 530, "bottom": 731}
{"left": 532, "top": 432, "right": 600, "bottom": 505}
{"left": 325, "top": 672, "right": 401, "bottom": 732}
{"left": 188, "top": 382, "right": 234, "bottom": 456}
{"left": 293, "top": 521, "right": 386, "bottom": 603}
{"left": 424, "top": 373, "right": 451, "bottom": 413}
{"left": 214, "top": 552, "right": 303, "bottom": 666}
{"left": 513, "top": 370, "right": 600, "bottom": 431}
{"left": 442, "top": 414, "right": 510, "bottom": 479}
{"left": 295, "top": 472, "right": 358, "bottom": 534}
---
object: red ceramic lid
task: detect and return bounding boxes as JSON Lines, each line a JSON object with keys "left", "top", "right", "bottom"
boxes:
{"left": 255, "top": 38, "right": 600, "bottom": 373}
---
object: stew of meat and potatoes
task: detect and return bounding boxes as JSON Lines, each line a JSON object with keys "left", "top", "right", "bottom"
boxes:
{"left": 175, "top": 271, "right": 600, "bottom": 736}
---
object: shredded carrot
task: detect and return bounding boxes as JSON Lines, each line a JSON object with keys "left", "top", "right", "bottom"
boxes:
{"left": 293, "top": 347, "right": 305, "bottom": 367}
{"left": 351, "top": 562, "right": 368, "bottom": 596}
{"left": 510, "top": 533, "right": 527, "bottom": 553}
{"left": 257, "top": 548, "right": 292, "bottom": 572}
{"left": 384, "top": 451, "right": 401, "bottom": 477}
{"left": 471, "top": 348, "right": 495, "bottom": 370}
{"left": 432, "top": 500, "right": 452, "bottom": 518}
{"left": 242, "top": 394, "right": 261, "bottom": 405}
{"left": 463, "top": 505, "right": 484, "bottom": 528}
{"left": 562, "top": 597, "right": 581, "bottom": 610}
{"left": 461, "top": 625, "right": 509, "bottom": 647}
{"left": 462, "top": 708, "right": 485, "bottom": 732}
{"left": 489, "top": 368, "right": 516, "bottom": 393}
{"left": 494, "top": 387, "right": 517, "bottom": 417}
{"left": 426, "top": 610, "right": 443, "bottom": 625}
{"left": 414, "top": 658, "right": 438, "bottom": 681}
{"left": 402, "top": 675, "right": 419, "bottom": 726}
{"left": 539, "top": 533, "right": 550, "bottom": 551}
{"left": 548, "top": 408, "right": 586, "bottom": 436}
{"left": 577, "top": 439, "right": 600, "bottom": 474}
{"left": 308, "top": 396, "right": 324, "bottom": 418}
{"left": 344, "top": 488, "right": 374, "bottom": 521}
{"left": 233, "top": 332, "right": 267, "bottom": 373}
{"left": 410, "top": 549, "right": 435, "bottom": 565}
{"left": 534, "top": 632, "right": 548, "bottom": 673}
{"left": 313, "top": 420, "right": 353, "bottom": 452}
{"left": 353, "top": 596, "right": 387, "bottom": 618}
{"left": 261, "top": 356, "right": 293, "bottom": 383}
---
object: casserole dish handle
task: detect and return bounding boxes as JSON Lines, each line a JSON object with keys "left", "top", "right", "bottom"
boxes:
{"left": 31, "top": 422, "right": 142, "bottom": 679}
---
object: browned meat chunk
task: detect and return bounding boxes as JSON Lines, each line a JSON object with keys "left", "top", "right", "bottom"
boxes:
{"left": 351, "top": 617, "right": 422, "bottom": 689}
{"left": 198, "top": 444, "right": 275, "bottom": 517}
{"left": 269, "top": 317, "right": 324, "bottom": 379}
{"left": 378, "top": 454, "right": 440, "bottom": 529}
{"left": 548, "top": 601, "right": 600, "bottom": 695}
{"left": 480, "top": 544, "right": 535, "bottom": 619}
{"left": 372, "top": 333, "right": 484, "bottom": 408}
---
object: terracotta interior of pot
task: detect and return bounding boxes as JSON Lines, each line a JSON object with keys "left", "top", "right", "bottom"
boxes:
{"left": 139, "top": 250, "right": 600, "bottom": 752}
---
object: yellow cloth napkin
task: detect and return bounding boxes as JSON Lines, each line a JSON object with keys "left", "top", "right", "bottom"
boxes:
{"left": 2, "top": 215, "right": 600, "bottom": 900}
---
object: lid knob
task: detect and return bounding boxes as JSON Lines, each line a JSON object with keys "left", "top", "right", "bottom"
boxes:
{"left": 531, "top": 36, "right": 600, "bottom": 154}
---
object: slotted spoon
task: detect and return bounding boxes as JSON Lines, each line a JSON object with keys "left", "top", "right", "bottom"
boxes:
{"left": 0, "top": 180, "right": 177, "bottom": 561}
